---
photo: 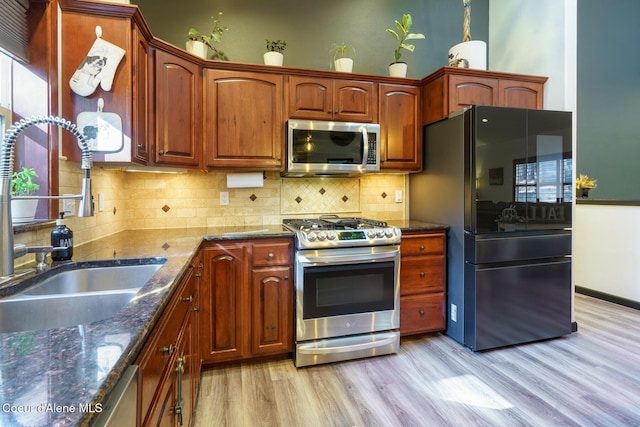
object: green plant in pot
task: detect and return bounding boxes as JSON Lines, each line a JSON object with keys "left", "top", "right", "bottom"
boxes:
{"left": 264, "top": 39, "right": 287, "bottom": 66}
{"left": 10, "top": 166, "right": 40, "bottom": 224}
{"left": 186, "top": 12, "right": 229, "bottom": 60}
{"left": 386, "top": 13, "right": 425, "bottom": 77}
{"left": 329, "top": 43, "right": 356, "bottom": 73}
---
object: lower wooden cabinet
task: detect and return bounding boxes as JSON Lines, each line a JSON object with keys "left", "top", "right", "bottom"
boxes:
{"left": 399, "top": 231, "right": 447, "bottom": 336}
{"left": 200, "top": 238, "right": 294, "bottom": 365}
{"left": 137, "top": 255, "right": 201, "bottom": 427}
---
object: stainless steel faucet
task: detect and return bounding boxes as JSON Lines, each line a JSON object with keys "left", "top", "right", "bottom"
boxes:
{"left": 0, "top": 115, "right": 94, "bottom": 277}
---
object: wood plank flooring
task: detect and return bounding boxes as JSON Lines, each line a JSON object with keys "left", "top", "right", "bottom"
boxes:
{"left": 193, "top": 293, "right": 640, "bottom": 427}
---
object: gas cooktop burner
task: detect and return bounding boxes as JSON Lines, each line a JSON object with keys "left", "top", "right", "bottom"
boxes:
{"left": 283, "top": 215, "right": 401, "bottom": 249}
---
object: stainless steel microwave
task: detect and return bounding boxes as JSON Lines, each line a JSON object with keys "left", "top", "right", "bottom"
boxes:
{"left": 286, "top": 119, "right": 380, "bottom": 176}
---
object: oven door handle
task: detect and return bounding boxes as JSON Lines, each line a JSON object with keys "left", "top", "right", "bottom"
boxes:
{"left": 297, "top": 249, "right": 399, "bottom": 265}
{"left": 297, "top": 332, "right": 399, "bottom": 355}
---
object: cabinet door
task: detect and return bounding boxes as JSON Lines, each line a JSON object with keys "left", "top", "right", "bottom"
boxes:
{"left": 333, "top": 80, "right": 377, "bottom": 122}
{"left": 200, "top": 244, "right": 249, "bottom": 363}
{"left": 499, "top": 79, "right": 544, "bottom": 109}
{"left": 153, "top": 49, "right": 202, "bottom": 167}
{"left": 379, "top": 84, "right": 422, "bottom": 172}
{"left": 288, "top": 76, "right": 333, "bottom": 120}
{"left": 448, "top": 74, "right": 499, "bottom": 113}
{"left": 132, "top": 25, "right": 150, "bottom": 163}
{"left": 251, "top": 266, "right": 293, "bottom": 356}
{"left": 205, "top": 69, "right": 284, "bottom": 169}
{"left": 400, "top": 292, "right": 446, "bottom": 336}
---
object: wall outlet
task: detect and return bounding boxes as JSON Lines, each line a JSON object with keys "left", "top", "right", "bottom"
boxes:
{"left": 220, "top": 191, "right": 229, "bottom": 206}
{"left": 395, "top": 189, "right": 403, "bottom": 203}
{"left": 98, "top": 193, "right": 105, "bottom": 212}
{"left": 451, "top": 303, "right": 457, "bottom": 322}
{"left": 62, "top": 195, "right": 75, "bottom": 217}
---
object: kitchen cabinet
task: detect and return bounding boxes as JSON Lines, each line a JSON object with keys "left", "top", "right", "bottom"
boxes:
{"left": 379, "top": 83, "right": 422, "bottom": 172}
{"left": 288, "top": 76, "right": 377, "bottom": 122}
{"left": 421, "top": 66, "right": 547, "bottom": 125}
{"left": 399, "top": 231, "right": 446, "bottom": 336}
{"left": 137, "top": 255, "right": 200, "bottom": 426}
{"left": 200, "top": 238, "right": 293, "bottom": 364}
{"left": 150, "top": 48, "right": 202, "bottom": 168}
{"left": 132, "top": 25, "right": 150, "bottom": 163}
{"left": 204, "top": 69, "right": 284, "bottom": 169}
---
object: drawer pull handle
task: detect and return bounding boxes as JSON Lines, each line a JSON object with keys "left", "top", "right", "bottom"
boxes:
{"left": 181, "top": 295, "right": 193, "bottom": 303}
{"left": 419, "top": 310, "right": 425, "bottom": 316}
{"left": 266, "top": 253, "right": 275, "bottom": 261}
{"left": 194, "top": 306, "right": 200, "bottom": 312}
{"left": 160, "top": 344, "right": 174, "bottom": 356}
{"left": 194, "top": 273, "right": 202, "bottom": 278}
{"left": 420, "top": 272, "right": 426, "bottom": 278}
{"left": 420, "top": 245, "right": 425, "bottom": 251}
{"left": 284, "top": 275, "right": 289, "bottom": 281}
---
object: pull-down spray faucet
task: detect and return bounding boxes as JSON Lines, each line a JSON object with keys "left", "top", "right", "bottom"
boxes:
{"left": 0, "top": 115, "right": 93, "bottom": 277}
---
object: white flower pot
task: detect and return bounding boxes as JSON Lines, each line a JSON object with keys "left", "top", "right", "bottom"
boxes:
{"left": 448, "top": 40, "right": 487, "bottom": 70}
{"left": 334, "top": 57, "right": 353, "bottom": 73}
{"left": 389, "top": 62, "right": 408, "bottom": 78}
{"left": 11, "top": 199, "right": 38, "bottom": 224}
{"left": 185, "top": 40, "right": 208, "bottom": 59}
{"left": 263, "top": 51, "right": 284, "bottom": 66}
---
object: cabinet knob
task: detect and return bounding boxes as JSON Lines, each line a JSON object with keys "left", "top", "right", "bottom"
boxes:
{"left": 194, "top": 273, "right": 202, "bottom": 278}
{"left": 137, "top": 144, "right": 144, "bottom": 149}
{"left": 158, "top": 150, "right": 165, "bottom": 156}
{"left": 181, "top": 295, "right": 193, "bottom": 303}
{"left": 194, "top": 306, "right": 200, "bottom": 312}
{"left": 284, "top": 275, "right": 289, "bottom": 280}
{"left": 419, "top": 245, "right": 425, "bottom": 251}
{"left": 328, "top": 109, "right": 333, "bottom": 114}
{"left": 419, "top": 310, "right": 425, "bottom": 316}
{"left": 266, "top": 253, "right": 275, "bottom": 261}
{"left": 160, "top": 344, "right": 174, "bottom": 355}
{"left": 420, "top": 272, "right": 426, "bottom": 278}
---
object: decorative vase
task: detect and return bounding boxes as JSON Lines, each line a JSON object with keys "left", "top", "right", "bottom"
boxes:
{"left": 263, "top": 51, "right": 284, "bottom": 66}
{"left": 578, "top": 188, "right": 591, "bottom": 198}
{"left": 388, "top": 62, "right": 408, "bottom": 78}
{"left": 334, "top": 58, "right": 353, "bottom": 73}
{"left": 11, "top": 199, "right": 38, "bottom": 224}
{"left": 185, "top": 40, "right": 208, "bottom": 59}
{"left": 448, "top": 40, "right": 487, "bottom": 70}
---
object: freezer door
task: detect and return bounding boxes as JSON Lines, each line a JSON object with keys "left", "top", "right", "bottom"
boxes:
{"left": 465, "top": 231, "right": 572, "bottom": 264}
{"left": 464, "top": 258, "right": 572, "bottom": 351}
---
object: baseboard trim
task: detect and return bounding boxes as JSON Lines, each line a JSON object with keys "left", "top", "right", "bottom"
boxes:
{"left": 576, "top": 286, "right": 640, "bottom": 310}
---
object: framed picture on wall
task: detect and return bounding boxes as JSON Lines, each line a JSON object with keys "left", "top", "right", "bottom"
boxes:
{"left": 489, "top": 167, "right": 503, "bottom": 185}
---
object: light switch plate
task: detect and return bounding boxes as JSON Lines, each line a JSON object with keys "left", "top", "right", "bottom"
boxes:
{"left": 220, "top": 191, "right": 229, "bottom": 206}
{"left": 98, "top": 193, "right": 105, "bottom": 212}
{"left": 395, "top": 189, "right": 403, "bottom": 203}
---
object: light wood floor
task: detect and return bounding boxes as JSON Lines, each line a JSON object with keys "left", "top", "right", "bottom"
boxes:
{"left": 193, "top": 293, "right": 640, "bottom": 427}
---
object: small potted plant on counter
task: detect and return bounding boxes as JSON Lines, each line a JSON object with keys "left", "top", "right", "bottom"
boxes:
{"left": 186, "top": 12, "right": 229, "bottom": 60}
{"left": 264, "top": 39, "right": 287, "bottom": 66}
{"left": 329, "top": 43, "right": 356, "bottom": 73}
{"left": 385, "top": 13, "right": 425, "bottom": 77}
{"left": 576, "top": 174, "right": 597, "bottom": 198}
{"left": 10, "top": 166, "right": 40, "bottom": 224}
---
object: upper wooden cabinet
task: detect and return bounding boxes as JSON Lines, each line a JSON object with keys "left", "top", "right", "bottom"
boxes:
{"left": 204, "top": 69, "right": 284, "bottom": 169}
{"left": 288, "top": 76, "right": 377, "bottom": 122}
{"left": 379, "top": 83, "right": 422, "bottom": 172}
{"left": 421, "top": 66, "right": 547, "bottom": 125}
{"left": 150, "top": 49, "right": 202, "bottom": 168}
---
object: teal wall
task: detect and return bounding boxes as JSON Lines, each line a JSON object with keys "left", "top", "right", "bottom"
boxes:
{"left": 577, "top": 0, "right": 640, "bottom": 200}
{"left": 132, "top": 0, "right": 488, "bottom": 79}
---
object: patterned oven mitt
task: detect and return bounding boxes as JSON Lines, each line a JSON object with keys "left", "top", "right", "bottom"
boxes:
{"left": 70, "top": 36, "right": 125, "bottom": 97}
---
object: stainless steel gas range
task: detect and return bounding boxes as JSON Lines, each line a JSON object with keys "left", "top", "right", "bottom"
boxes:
{"left": 282, "top": 215, "right": 401, "bottom": 367}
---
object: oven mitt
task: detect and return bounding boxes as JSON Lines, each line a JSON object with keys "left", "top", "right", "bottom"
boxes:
{"left": 70, "top": 37, "right": 125, "bottom": 97}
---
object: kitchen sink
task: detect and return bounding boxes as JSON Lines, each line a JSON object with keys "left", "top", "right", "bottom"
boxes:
{"left": 22, "top": 263, "right": 163, "bottom": 296}
{"left": 0, "top": 290, "right": 139, "bottom": 333}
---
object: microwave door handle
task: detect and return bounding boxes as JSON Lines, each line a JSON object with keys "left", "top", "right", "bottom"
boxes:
{"left": 361, "top": 127, "right": 369, "bottom": 169}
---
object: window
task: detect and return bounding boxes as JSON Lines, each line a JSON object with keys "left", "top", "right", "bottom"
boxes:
{"left": 514, "top": 154, "right": 573, "bottom": 203}
{"left": 0, "top": 50, "right": 11, "bottom": 131}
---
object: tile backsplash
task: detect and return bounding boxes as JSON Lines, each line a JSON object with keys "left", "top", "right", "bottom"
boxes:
{"left": 17, "top": 160, "right": 407, "bottom": 254}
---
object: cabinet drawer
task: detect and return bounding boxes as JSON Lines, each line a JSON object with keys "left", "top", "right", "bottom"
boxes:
{"left": 400, "top": 292, "right": 445, "bottom": 336}
{"left": 401, "top": 233, "right": 445, "bottom": 256}
{"left": 400, "top": 255, "right": 445, "bottom": 295}
{"left": 252, "top": 240, "right": 292, "bottom": 267}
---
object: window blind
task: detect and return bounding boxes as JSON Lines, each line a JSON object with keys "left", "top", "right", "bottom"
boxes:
{"left": 0, "top": 0, "right": 29, "bottom": 62}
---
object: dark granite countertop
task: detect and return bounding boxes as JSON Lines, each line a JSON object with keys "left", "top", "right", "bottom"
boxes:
{"left": 0, "top": 225, "right": 292, "bottom": 427}
{"left": 0, "top": 220, "right": 446, "bottom": 426}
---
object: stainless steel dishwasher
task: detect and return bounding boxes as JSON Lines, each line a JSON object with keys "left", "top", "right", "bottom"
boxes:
{"left": 92, "top": 365, "right": 138, "bottom": 426}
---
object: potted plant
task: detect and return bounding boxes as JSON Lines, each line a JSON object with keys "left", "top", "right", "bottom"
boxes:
{"left": 186, "top": 12, "right": 229, "bottom": 60}
{"left": 448, "top": 0, "right": 487, "bottom": 69}
{"left": 10, "top": 166, "right": 40, "bottom": 224}
{"left": 329, "top": 43, "right": 356, "bottom": 73}
{"left": 385, "top": 13, "right": 425, "bottom": 77}
{"left": 264, "top": 39, "right": 287, "bottom": 66}
{"left": 576, "top": 174, "right": 597, "bottom": 198}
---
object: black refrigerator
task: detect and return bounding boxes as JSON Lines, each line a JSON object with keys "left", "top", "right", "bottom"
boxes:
{"left": 410, "top": 105, "right": 573, "bottom": 351}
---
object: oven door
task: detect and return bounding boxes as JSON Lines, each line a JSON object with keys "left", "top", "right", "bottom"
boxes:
{"left": 295, "top": 245, "right": 400, "bottom": 342}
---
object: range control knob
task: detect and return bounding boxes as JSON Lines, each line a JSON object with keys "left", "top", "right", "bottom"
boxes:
{"left": 306, "top": 231, "right": 317, "bottom": 241}
{"left": 317, "top": 231, "right": 327, "bottom": 241}
{"left": 376, "top": 228, "right": 385, "bottom": 237}
{"left": 327, "top": 231, "right": 337, "bottom": 240}
{"left": 367, "top": 229, "right": 376, "bottom": 239}
{"left": 385, "top": 229, "right": 395, "bottom": 238}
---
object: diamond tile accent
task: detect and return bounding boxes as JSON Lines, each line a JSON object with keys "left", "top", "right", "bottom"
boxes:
{"left": 295, "top": 196, "right": 303, "bottom": 204}
{"left": 162, "top": 204, "right": 170, "bottom": 212}
{"left": 381, "top": 192, "right": 387, "bottom": 199}
{"left": 281, "top": 177, "right": 360, "bottom": 214}
{"left": 250, "top": 194, "right": 257, "bottom": 202}
{"left": 342, "top": 195, "right": 349, "bottom": 202}
{"left": 319, "top": 188, "right": 326, "bottom": 195}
